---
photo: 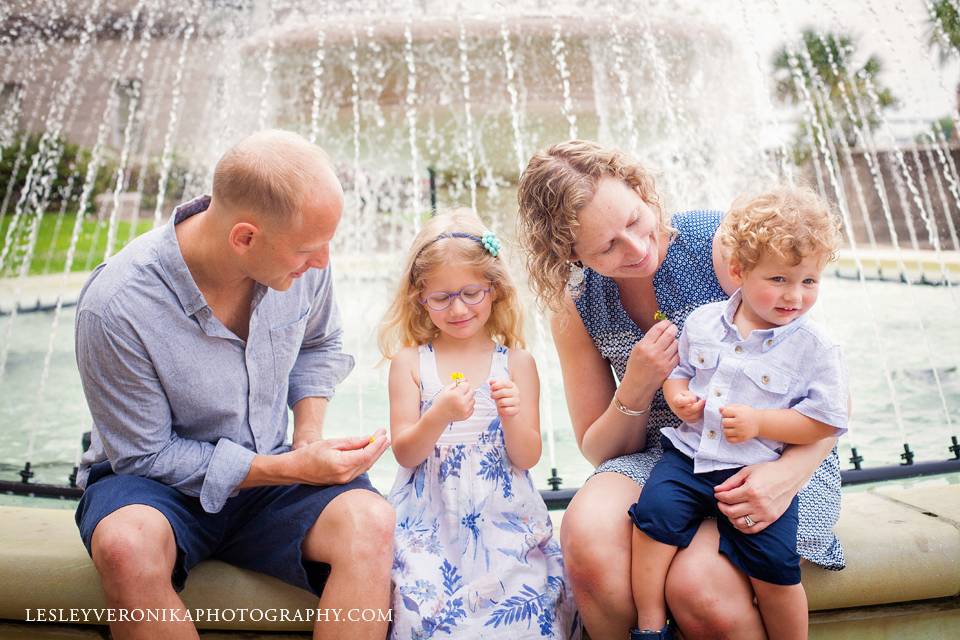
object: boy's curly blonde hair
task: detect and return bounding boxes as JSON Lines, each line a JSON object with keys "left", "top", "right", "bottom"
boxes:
{"left": 378, "top": 209, "right": 525, "bottom": 359}
{"left": 719, "top": 185, "right": 843, "bottom": 271}
{"left": 516, "top": 140, "right": 673, "bottom": 312}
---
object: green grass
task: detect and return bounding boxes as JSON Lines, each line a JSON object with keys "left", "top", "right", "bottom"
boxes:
{"left": 0, "top": 212, "right": 155, "bottom": 277}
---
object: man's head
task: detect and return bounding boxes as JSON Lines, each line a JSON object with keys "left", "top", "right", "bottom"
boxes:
{"left": 720, "top": 185, "right": 842, "bottom": 328}
{"left": 212, "top": 129, "right": 344, "bottom": 291}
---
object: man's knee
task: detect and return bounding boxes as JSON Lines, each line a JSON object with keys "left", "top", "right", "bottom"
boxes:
{"left": 91, "top": 505, "right": 177, "bottom": 586}
{"left": 306, "top": 491, "right": 395, "bottom": 566}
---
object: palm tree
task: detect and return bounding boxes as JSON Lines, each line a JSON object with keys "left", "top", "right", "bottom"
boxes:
{"left": 772, "top": 29, "right": 897, "bottom": 158}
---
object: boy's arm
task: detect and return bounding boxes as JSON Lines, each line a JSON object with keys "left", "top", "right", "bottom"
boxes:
{"left": 720, "top": 406, "right": 839, "bottom": 444}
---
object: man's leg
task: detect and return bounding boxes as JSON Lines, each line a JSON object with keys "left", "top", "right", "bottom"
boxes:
{"left": 90, "top": 504, "right": 198, "bottom": 640}
{"left": 301, "top": 489, "right": 395, "bottom": 640}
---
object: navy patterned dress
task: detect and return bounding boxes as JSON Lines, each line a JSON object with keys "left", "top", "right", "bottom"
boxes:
{"left": 573, "top": 210, "right": 844, "bottom": 570}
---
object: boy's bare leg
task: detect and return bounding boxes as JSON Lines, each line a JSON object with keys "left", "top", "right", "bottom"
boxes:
{"left": 631, "top": 527, "right": 679, "bottom": 631}
{"left": 751, "top": 579, "right": 808, "bottom": 640}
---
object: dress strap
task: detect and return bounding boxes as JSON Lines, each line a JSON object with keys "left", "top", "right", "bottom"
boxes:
{"left": 418, "top": 343, "right": 441, "bottom": 392}
{"left": 489, "top": 343, "right": 510, "bottom": 381}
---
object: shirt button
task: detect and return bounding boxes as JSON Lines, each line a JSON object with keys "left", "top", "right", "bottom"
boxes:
{"left": 761, "top": 375, "right": 770, "bottom": 385}
{"left": 734, "top": 346, "right": 743, "bottom": 354}
{"left": 766, "top": 339, "right": 773, "bottom": 347}
{"left": 698, "top": 355, "right": 705, "bottom": 364}
{"left": 714, "top": 389, "right": 722, "bottom": 397}
{"left": 707, "top": 430, "right": 716, "bottom": 439}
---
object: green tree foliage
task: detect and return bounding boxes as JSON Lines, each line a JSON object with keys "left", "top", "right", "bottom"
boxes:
{"left": 927, "top": 0, "right": 960, "bottom": 65}
{"left": 772, "top": 30, "right": 897, "bottom": 161}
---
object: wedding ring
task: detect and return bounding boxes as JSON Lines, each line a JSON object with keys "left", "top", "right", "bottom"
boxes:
{"left": 743, "top": 515, "right": 755, "bottom": 527}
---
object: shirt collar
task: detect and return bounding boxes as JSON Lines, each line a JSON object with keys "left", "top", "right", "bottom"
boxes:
{"left": 721, "top": 288, "right": 808, "bottom": 350}
{"left": 158, "top": 195, "right": 212, "bottom": 317}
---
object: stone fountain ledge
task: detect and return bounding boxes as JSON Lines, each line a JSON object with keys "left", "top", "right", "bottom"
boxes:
{"left": 0, "top": 483, "right": 957, "bottom": 638}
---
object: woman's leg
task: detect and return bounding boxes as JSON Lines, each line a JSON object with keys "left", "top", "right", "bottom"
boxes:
{"left": 560, "top": 472, "right": 640, "bottom": 639}
{"left": 665, "top": 520, "right": 766, "bottom": 640}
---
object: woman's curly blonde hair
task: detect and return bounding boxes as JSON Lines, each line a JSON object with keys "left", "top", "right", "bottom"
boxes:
{"left": 516, "top": 140, "right": 672, "bottom": 312}
{"left": 378, "top": 209, "right": 525, "bottom": 359}
{"left": 719, "top": 185, "right": 842, "bottom": 271}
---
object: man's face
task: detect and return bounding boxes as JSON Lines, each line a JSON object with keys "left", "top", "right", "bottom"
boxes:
{"left": 249, "top": 183, "right": 343, "bottom": 292}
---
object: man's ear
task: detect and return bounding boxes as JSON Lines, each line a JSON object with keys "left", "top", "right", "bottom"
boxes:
{"left": 228, "top": 221, "right": 259, "bottom": 255}
{"left": 728, "top": 258, "right": 745, "bottom": 286}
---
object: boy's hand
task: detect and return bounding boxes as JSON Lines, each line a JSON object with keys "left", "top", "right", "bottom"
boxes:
{"left": 667, "top": 389, "right": 705, "bottom": 423}
{"left": 489, "top": 377, "right": 520, "bottom": 418}
{"left": 433, "top": 380, "right": 475, "bottom": 423}
{"left": 720, "top": 404, "right": 761, "bottom": 443}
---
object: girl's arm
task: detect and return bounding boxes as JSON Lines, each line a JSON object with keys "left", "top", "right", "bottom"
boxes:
{"left": 552, "top": 293, "right": 676, "bottom": 466}
{"left": 495, "top": 348, "right": 542, "bottom": 470}
{"left": 388, "top": 347, "right": 473, "bottom": 468}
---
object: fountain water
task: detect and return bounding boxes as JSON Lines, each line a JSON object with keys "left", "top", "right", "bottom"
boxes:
{"left": 0, "top": 0, "right": 958, "bottom": 496}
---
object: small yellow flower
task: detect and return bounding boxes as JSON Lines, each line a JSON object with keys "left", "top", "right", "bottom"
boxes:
{"left": 451, "top": 372, "right": 465, "bottom": 385}
{"left": 369, "top": 435, "right": 376, "bottom": 444}
{"left": 653, "top": 310, "right": 667, "bottom": 322}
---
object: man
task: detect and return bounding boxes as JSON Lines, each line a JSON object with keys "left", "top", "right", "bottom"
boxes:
{"left": 74, "top": 130, "right": 393, "bottom": 640}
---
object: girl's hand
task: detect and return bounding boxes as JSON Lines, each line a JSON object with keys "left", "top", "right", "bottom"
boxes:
{"left": 720, "top": 404, "right": 761, "bottom": 443}
{"left": 713, "top": 461, "right": 796, "bottom": 534}
{"left": 432, "top": 380, "right": 475, "bottom": 423}
{"left": 621, "top": 320, "right": 679, "bottom": 399}
{"left": 489, "top": 377, "right": 520, "bottom": 418}
{"left": 667, "top": 389, "right": 705, "bottom": 423}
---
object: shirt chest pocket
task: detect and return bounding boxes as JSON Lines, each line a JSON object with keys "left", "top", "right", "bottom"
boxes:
{"left": 742, "top": 360, "right": 793, "bottom": 398}
{"left": 270, "top": 310, "right": 311, "bottom": 392}
{"left": 689, "top": 345, "right": 720, "bottom": 371}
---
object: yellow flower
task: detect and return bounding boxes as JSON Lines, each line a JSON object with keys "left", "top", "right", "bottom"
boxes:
{"left": 653, "top": 310, "right": 667, "bottom": 322}
{"left": 451, "top": 372, "right": 465, "bottom": 385}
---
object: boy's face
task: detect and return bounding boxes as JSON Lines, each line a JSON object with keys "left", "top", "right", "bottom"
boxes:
{"left": 730, "top": 250, "right": 827, "bottom": 329}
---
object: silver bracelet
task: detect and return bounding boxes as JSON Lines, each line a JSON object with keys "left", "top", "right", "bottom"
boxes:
{"left": 614, "top": 391, "right": 649, "bottom": 416}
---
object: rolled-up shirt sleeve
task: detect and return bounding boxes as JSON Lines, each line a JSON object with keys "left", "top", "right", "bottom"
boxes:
{"left": 76, "top": 309, "right": 254, "bottom": 513}
{"left": 668, "top": 326, "right": 695, "bottom": 381}
{"left": 286, "top": 267, "right": 355, "bottom": 408}
{"left": 792, "top": 344, "right": 849, "bottom": 435}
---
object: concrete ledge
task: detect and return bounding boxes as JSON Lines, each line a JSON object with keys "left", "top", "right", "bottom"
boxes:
{"left": 0, "top": 486, "right": 958, "bottom": 633}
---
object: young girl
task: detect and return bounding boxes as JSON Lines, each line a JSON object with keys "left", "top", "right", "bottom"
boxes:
{"left": 379, "top": 209, "right": 579, "bottom": 639}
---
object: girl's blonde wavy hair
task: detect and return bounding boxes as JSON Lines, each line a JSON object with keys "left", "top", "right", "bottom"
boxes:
{"left": 516, "top": 140, "right": 673, "bottom": 312}
{"left": 719, "top": 185, "right": 842, "bottom": 271}
{"left": 378, "top": 209, "right": 525, "bottom": 359}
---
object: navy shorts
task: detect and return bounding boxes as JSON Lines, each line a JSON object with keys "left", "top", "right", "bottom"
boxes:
{"left": 76, "top": 461, "right": 379, "bottom": 596}
{"left": 628, "top": 440, "right": 801, "bottom": 586}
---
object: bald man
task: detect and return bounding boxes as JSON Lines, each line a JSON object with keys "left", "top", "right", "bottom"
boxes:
{"left": 74, "top": 130, "right": 393, "bottom": 640}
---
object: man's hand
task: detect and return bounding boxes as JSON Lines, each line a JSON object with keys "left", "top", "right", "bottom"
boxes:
{"left": 292, "top": 427, "right": 323, "bottom": 451}
{"left": 720, "top": 404, "right": 761, "bottom": 443}
{"left": 666, "top": 389, "right": 705, "bottom": 423}
{"left": 489, "top": 377, "right": 520, "bottom": 418}
{"left": 290, "top": 429, "right": 390, "bottom": 485}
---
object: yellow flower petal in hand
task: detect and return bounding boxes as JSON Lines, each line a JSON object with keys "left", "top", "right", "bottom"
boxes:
{"left": 451, "top": 372, "right": 465, "bottom": 385}
{"left": 653, "top": 310, "right": 667, "bottom": 322}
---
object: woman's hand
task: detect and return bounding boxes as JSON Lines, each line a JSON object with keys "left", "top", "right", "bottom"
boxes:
{"left": 620, "top": 320, "right": 679, "bottom": 403}
{"left": 489, "top": 377, "right": 521, "bottom": 418}
{"left": 431, "top": 380, "right": 475, "bottom": 423}
{"left": 713, "top": 461, "right": 800, "bottom": 534}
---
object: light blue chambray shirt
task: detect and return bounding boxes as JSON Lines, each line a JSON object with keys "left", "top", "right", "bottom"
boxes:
{"left": 75, "top": 195, "right": 355, "bottom": 513}
{"left": 663, "top": 289, "right": 848, "bottom": 474}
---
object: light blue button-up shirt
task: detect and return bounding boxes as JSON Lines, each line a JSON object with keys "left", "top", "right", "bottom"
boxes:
{"left": 663, "top": 289, "right": 848, "bottom": 474}
{"left": 75, "top": 195, "right": 355, "bottom": 513}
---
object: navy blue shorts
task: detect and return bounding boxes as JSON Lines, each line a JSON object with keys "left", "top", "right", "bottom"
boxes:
{"left": 76, "top": 461, "right": 379, "bottom": 596}
{"left": 628, "top": 440, "right": 801, "bottom": 586}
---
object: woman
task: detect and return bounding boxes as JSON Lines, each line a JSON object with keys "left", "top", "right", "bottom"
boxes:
{"left": 516, "top": 140, "right": 842, "bottom": 639}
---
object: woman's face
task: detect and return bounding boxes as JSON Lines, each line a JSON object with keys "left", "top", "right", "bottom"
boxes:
{"left": 572, "top": 176, "right": 662, "bottom": 279}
